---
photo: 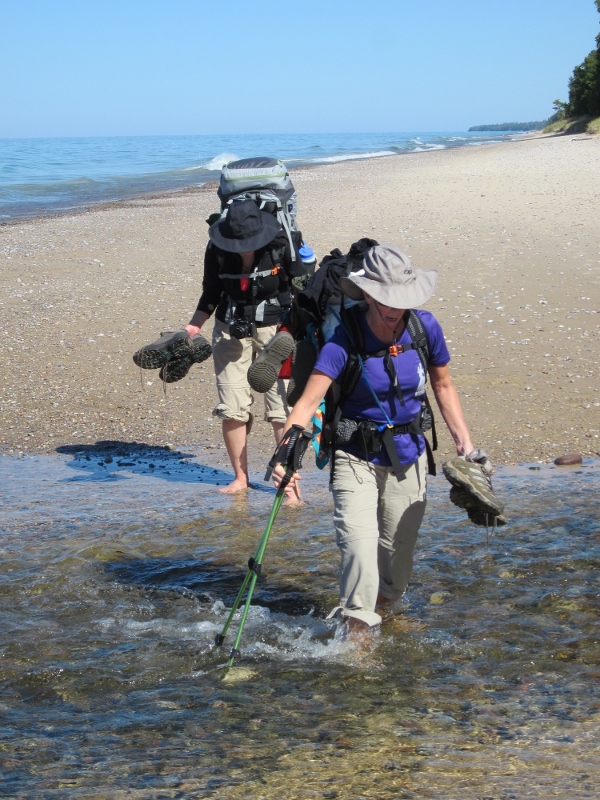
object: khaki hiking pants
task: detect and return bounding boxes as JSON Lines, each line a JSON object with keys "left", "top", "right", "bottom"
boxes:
{"left": 211, "top": 318, "right": 290, "bottom": 425}
{"left": 328, "top": 450, "right": 428, "bottom": 627}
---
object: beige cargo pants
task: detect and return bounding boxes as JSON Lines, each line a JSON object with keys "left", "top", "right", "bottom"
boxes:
{"left": 328, "top": 450, "right": 428, "bottom": 627}
{"left": 211, "top": 318, "right": 289, "bottom": 424}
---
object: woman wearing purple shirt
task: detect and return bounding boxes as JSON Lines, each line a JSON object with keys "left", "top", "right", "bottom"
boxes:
{"left": 272, "top": 245, "right": 480, "bottom": 634}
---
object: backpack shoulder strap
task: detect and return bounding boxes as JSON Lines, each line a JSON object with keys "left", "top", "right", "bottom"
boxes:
{"left": 335, "top": 303, "right": 366, "bottom": 407}
{"left": 405, "top": 309, "right": 437, "bottom": 473}
{"left": 404, "top": 309, "right": 430, "bottom": 372}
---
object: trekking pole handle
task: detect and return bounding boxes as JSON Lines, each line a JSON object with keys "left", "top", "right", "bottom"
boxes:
{"left": 276, "top": 425, "right": 312, "bottom": 495}
{"left": 287, "top": 423, "right": 312, "bottom": 472}
{"left": 264, "top": 423, "right": 312, "bottom": 482}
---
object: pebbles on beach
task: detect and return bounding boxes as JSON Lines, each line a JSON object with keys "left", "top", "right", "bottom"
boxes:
{"left": 1, "top": 136, "right": 599, "bottom": 467}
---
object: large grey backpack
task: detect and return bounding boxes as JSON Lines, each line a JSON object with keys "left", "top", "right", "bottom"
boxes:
{"left": 216, "top": 157, "right": 299, "bottom": 261}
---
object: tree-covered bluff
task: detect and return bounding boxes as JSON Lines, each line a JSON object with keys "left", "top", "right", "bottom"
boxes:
{"left": 469, "top": 122, "right": 547, "bottom": 131}
{"left": 548, "top": 0, "right": 600, "bottom": 133}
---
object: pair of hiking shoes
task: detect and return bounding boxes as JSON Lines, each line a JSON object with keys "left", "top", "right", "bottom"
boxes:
{"left": 133, "top": 329, "right": 212, "bottom": 383}
{"left": 442, "top": 452, "right": 506, "bottom": 527}
{"left": 247, "top": 331, "right": 316, "bottom": 405}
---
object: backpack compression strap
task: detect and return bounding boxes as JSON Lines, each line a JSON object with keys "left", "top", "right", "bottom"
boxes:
{"left": 218, "top": 266, "right": 281, "bottom": 281}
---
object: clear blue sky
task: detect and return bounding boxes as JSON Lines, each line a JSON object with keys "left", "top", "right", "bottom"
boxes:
{"left": 1, "top": 0, "right": 598, "bottom": 137}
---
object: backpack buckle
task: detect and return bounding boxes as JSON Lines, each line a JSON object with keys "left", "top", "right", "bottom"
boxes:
{"left": 388, "top": 344, "right": 404, "bottom": 356}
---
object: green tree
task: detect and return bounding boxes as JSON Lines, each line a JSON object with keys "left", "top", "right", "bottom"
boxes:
{"left": 550, "top": 99, "right": 568, "bottom": 121}
{"left": 567, "top": 1, "right": 600, "bottom": 117}
{"left": 568, "top": 51, "right": 599, "bottom": 115}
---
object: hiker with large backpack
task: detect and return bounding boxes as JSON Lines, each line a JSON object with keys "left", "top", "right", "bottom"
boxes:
{"left": 133, "top": 157, "right": 312, "bottom": 497}
{"left": 269, "top": 244, "right": 499, "bottom": 633}
{"left": 184, "top": 197, "right": 305, "bottom": 495}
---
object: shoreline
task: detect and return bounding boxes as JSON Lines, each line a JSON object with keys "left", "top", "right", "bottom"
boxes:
{"left": 1, "top": 133, "right": 598, "bottom": 469}
{"left": 0, "top": 133, "right": 532, "bottom": 228}
{"left": 0, "top": 179, "right": 220, "bottom": 228}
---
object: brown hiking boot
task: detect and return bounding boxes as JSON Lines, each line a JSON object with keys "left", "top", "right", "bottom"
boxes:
{"left": 247, "top": 331, "right": 295, "bottom": 393}
{"left": 158, "top": 334, "right": 212, "bottom": 383}
{"left": 287, "top": 338, "right": 317, "bottom": 406}
{"left": 133, "top": 330, "right": 192, "bottom": 370}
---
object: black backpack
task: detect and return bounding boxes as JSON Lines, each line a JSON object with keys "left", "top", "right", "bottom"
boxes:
{"left": 291, "top": 238, "right": 378, "bottom": 340}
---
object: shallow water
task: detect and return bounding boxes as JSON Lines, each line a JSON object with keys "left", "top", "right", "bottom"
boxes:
{"left": 1, "top": 447, "right": 599, "bottom": 799}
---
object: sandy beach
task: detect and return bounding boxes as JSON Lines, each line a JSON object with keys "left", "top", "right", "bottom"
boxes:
{"left": 1, "top": 134, "right": 599, "bottom": 471}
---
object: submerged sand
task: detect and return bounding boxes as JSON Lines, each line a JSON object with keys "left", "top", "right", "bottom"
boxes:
{"left": 1, "top": 134, "right": 599, "bottom": 471}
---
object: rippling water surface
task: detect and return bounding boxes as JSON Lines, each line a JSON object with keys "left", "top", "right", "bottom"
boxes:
{"left": 0, "top": 131, "right": 520, "bottom": 220}
{"left": 1, "top": 447, "right": 599, "bottom": 799}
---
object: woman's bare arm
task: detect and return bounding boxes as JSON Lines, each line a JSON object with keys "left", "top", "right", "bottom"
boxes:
{"left": 428, "top": 364, "right": 474, "bottom": 456}
{"left": 184, "top": 309, "right": 211, "bottom": 337}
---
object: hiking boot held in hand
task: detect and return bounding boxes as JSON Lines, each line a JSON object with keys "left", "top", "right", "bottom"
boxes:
{"left": 449, "top": 485, "right": 507, "bottom": 526}
{"left": 133, "top": 330, "right": 192, "bottom": 369}
{"left": 158, "top": 334, "right": 212, "bottom": 383}
{"left": 442, "top": 456, "right": 505, "bottom": 518}
{"left": 247, "top": 331, "right": 295, "bottom": 394}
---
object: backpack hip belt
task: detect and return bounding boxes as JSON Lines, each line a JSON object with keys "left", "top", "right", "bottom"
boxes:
{"left": 223, "top": 294, "right": 289, "bottom": 326}
{"left": 334, "top": 414, "right": 428, "bottom": 480}
{"left": 335, "top": 416, "right": 423, "bottom": 450}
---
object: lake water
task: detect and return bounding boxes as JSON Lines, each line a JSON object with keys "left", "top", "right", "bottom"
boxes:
{"left": 1, "top": 447, "right": 598, "bottom": 798}
{"left": 0, "top": 131, "right": 520, "bottom": 221}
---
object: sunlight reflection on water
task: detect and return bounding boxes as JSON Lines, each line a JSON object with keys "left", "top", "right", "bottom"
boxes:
{"left": 1, "top": 451, "right": 599, "bottom": 798}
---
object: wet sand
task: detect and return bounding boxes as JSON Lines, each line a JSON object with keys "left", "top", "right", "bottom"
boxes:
{"left": 1, "top": 134, "right": 599, "bottom": 470}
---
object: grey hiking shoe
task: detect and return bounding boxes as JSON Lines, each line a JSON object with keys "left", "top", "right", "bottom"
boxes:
{"left": 247, "top": 331, "right": 295, "bottom": 393}
{"left": 158, "top": 334, "right": 212, "bottom": 383}
{"left": 442, "top": 456, "right": 505, "bottom": 518}
{"left": 449, "top": 485, "right": 507, "bottom": 527}
{"left": 287, "top": 338, "right": 317, "bottom": 406}
{"left": 133, "top": 330, "right": 192, "bottom": 370}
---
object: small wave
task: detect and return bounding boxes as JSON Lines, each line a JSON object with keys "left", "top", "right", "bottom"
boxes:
{"left": 201, "top": 152, "right": 239, "bottom": 171}
{"left": 467, "top": 139, "right": 504, "bottom": 146}
{"left": 412, "top": 144, "right": 447, "bottom": 152}
{"left": 0, "top": 176, "right": 102, "bottom": 199}
{"left": 6, "top": 176, "right": 101, "bottom": 190}
{"left": 307, "top": 150, "right": 397, "bottom": 164}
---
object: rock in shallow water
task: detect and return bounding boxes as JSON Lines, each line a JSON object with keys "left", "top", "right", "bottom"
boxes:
{"left": 429, "top": 591, "right": 452, "bottom": 605}
{"left": 554, "top": 453, "right": 583, "bottom": 466}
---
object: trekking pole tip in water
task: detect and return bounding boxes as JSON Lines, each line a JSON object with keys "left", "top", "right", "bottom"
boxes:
{"left": 215, "top": 425, "right": 312, "bottom": 674}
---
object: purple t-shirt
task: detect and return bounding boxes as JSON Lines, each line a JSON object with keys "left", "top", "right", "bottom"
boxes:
{"left": 315, "top": 309, "right": 450, "bottom": 465}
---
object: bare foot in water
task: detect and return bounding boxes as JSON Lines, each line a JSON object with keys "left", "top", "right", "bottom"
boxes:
{"left": 346, "top": 616, "right": 376, "bottom": 645}
{"left": 375, "top": 592, "right": 394, "bottom": 620}
{"left": 219, "top": 478, "right": 249, "bottom": 494}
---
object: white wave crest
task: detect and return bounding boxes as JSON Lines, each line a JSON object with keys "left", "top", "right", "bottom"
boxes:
{"left": 202, "top": 152, "right": 239, "bottom": 171}
{"left": 299, "top": 150, "right": 397, "bottom": 165}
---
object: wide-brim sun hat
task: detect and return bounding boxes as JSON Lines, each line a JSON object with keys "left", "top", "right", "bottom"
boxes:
{"left": 338, "top": 244, "right": 437, "bottom": 308}
{"left": 209, "top": 199, "right": 282, "bottom": 253}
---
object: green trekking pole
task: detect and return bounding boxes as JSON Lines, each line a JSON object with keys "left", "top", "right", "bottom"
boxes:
{"left": 215, "top": 424, "right": 312, "bottom": 673}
